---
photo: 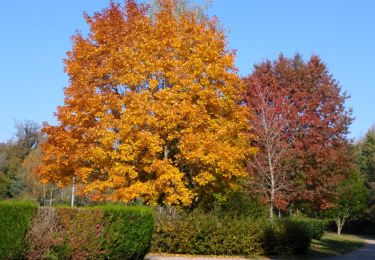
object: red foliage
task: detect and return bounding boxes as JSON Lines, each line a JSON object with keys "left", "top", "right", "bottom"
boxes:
{"left": 244, "top": 54, "right": 353, "bottom": 209}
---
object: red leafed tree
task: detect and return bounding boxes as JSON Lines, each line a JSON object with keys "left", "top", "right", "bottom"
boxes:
{"left": 244, "top": 67, "right": 294, "bottom": 220}
{"left": 244, "top": 54, "right": 353, "bottom": 211}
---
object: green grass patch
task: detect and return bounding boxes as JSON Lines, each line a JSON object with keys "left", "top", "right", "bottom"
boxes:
{"left": 306, "top": 232, "right": 365, "bottom": 258}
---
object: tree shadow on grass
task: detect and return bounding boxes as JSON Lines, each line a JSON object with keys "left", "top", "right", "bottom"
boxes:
{"left": 305, "top": 233, "right": 365, "bottom": 258}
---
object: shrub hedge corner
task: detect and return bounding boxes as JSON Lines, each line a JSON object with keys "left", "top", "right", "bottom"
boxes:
{"left": 0, "top": 200, "right": 38, "bottom": 259}
{"left": 100, "top": 205, "right": 154, "bottom": 260}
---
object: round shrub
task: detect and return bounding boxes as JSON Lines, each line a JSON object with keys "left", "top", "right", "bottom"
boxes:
{"left": 260, "top": 224, "right": 280, "bottom": 255}
{"left": 260, "top": 219, "right": 311, "bottom": 256}
{"left": 291, "top": 217, "right": 326, "bottom": 240}
{"left": 280, "top": 220, "right": 311, "bottom": 254}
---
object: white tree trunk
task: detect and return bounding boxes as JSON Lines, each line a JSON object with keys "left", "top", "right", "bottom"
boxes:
{"left": 49, "top": 188, "right": 53, "bottom": 206}
{"left": 43, "top": 184, "right": 46, "bottom": 206}
{"left": 335, "top": 209, "right": 350, "bottom": 235}
{"left": 71, "top": 177, "right": 75, "bottom": 207}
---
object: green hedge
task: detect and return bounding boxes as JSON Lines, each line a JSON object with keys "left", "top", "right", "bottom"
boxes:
{"left": 152, "top": 210, "right": 263, "bottom": 256}
{"left": 291, "top": 216, "right": 326, "bottom": 240}
{"left": 0, "top": 201, "right": 38, "bottom": 259}
{"left": 27, "top": 205, "right": 154, "bottom": 260}
{"left": 152, "top": 209, "right": 312, "bottom": 256}
{"left": 101, "top": 205, "right": 154, "bottom": 259}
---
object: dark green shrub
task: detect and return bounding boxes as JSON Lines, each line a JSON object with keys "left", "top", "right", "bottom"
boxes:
{"left": 216, "top": 192, "right": 268, "bottom": 219}
{"left": 260, "top": 224, "right": 280, "bottom": 255}
{"left": 291, "top": 216, "right": 326, "bottom": 239}
{"left": 0, "top": 200, "right": 38, "bottom": 259}
{"left": 281, "top": 220, "right": 311, "bottom": 254}
{"left": 152, "top": 209, "right": 263, "bottom": 256}
{"left": 100, "top": 205, "right": 154, "bottom": 260}
{"left": 261, "top": 219, "right": 311, "bottom": 255}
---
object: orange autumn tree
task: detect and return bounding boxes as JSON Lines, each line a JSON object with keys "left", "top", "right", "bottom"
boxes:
{"left": 39, "top": 0, "right": 255, "bottom": 206}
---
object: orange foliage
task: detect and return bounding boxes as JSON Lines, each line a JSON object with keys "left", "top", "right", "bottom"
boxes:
{"left": 39, "top": 0, "right": 256, "bottom": 206}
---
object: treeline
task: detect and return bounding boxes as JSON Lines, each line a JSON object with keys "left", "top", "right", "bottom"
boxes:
{"left": 0, "top": 121, "right": 72, "bottom": 206}
{"left": 347, "top": 126, "right": 375, "bottom": 234}
{"left": 0, "top": 121, "right": 40, "bottom": 200}
{"left": 1, "top": 0, "right": 374, "bottom": 236}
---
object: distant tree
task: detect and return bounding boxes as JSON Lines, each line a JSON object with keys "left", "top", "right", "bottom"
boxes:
{"left": 244, "top": 54, "right": 353, "bottom": 210}
{"left": 326, "top": 170, "right": 369, "bottom": 235}
{"left": 355, "top": 125, "right": 375, "bottom": 228}
{"left": 0, "top": 121, "right": 40, "bottom": 198}
{"left": 356, "top": 125, "right": 375, "bottom": 182}
{"left": 18, "top": 146, "right": 44, "bottom": 200}
{"left": 39, "top": 0, "right": 255, "bottom": 206}
{"left": 14, "top": 120, "right": 40, "bottom": 157}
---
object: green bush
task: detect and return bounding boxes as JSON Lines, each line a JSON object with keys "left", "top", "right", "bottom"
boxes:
{"left": 198, "top": 191, "right": 268, "bottom": 219}
{"left": 291, "top": 216, "right": 326, "bottom": 240}
{"left": 281, "top": 220, "right": 311, "bottom": 254}
{"left": 216, "top": 192, "right": 268, "bottom": 219}
{"left": 152, "top": 209, "right": 312, "bottom": 256}
{"left": 261, "top": 219, "right": 311, "bottom": 255}
{"left": 100, "top": 205, "right": 154, "bottom": 260}
{"left": 0, "top": 200, "right": 38, "bottom": 259}
{"left": 152, "top": 209, "right": 264, "bottom": 256}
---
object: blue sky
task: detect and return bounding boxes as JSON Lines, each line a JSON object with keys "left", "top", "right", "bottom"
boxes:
{"left": 0, "top": 0, "right": 374, "bottom": 142}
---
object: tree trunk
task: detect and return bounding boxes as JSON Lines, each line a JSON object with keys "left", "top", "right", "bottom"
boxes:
{"left": 49, "top": 188, "right": 53, "bottom": 206}
{"left": 71, "top": 177, "right": 75, "bottom": 207}
{"left": 164, "top": 144, "right": 169, "bottom": 160}
{"left": 43, "top": 184, "right": 46, "bottom": 206}
{"left": 269, "top": 203, "right": 274, "bottom": 221}
{"left": 337, "top": 225, "right": 342, "bottom": 235}
{"left": 335, "top": 210, "right": 349, "bottom": 236}
{"left": 269, "top": 182, "right": 275, "bottom": 221}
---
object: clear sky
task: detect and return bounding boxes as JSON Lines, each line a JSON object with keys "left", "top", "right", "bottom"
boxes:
{"left": 0, "top": 0, "right": 374, "bottom": 142}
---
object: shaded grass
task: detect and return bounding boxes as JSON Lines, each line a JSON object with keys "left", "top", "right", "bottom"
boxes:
{"left": 305, "top": 232, "right": 365, "bottom": 258}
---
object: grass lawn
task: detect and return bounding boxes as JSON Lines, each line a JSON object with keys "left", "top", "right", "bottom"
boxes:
{"left": 305, "top": 232, "right": 365, "bottom": 258}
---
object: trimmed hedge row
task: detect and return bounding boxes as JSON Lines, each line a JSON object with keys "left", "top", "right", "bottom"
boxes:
{"left": 151, "top": 209, "right": 312, "bottom": 256}
{"left": 0, "top": 201, "right": 38, "bottom": 259}
{"left": 0, "top": 202, "right": 154, "bottom": 260}
{"left": 27, "top": 205, "right": 154, "bottom": 259}
{"left": 152, "top": 210, "right": 263, "bottom": 255}
{"left": 100, "top": 205, "right": 154, "bottom": 259}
